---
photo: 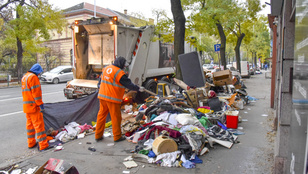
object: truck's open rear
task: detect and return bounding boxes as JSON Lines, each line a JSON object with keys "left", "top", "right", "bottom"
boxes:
{"left": 64, "top": 17, "right": 175, "bottom": 100}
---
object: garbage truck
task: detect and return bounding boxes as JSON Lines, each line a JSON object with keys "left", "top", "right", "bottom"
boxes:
{"left": 64, "top": 17, "right": 180, "bottom": 100}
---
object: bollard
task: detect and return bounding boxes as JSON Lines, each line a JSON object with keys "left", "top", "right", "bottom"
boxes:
{"left": 7, "top": 74, "right": 11, "bottom": 87}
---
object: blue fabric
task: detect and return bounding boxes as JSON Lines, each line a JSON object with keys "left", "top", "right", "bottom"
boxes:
{"left": 217, "top": 121, "right": 227, "bottom": 130}
{"left": 148, "top": 150, "right": 156, "bottom": 158}
{"left": 150, "top": 114, "right": 158, "bottom": 121}
{"left": 39, "top": 104, "right": 44, "bottom": 110}
{"left": 182, "top": 161, "right": 195, "bottom": 168}
{"left": 30, "top": 63, "right": 43, "bottom": 75}
{"left": 190, "top": 155, "right": 203, "bottom": 164}
{"left": 196, "top": 112, "right": 205, "bottom": 119}
{"left": 247, "top": 96, "right": 259, "bottom": 101}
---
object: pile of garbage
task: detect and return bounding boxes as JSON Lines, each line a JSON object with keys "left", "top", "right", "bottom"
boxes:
{"left": 120, "top": 71, "right": 257, "bottom": 169}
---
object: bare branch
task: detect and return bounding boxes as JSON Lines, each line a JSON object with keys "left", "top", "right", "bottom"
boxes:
{"left": 0, "top": 0, "right": 19, "bottom": 11}
{"left": 228, "top": 27, "right": 238, "bottom": 37}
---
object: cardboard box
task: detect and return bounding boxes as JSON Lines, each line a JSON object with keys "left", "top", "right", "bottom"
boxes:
{"left": 186, "top": 89, "right": 205, "bottom": 108}
{"left": 213, "top": 70, "right": 232, "bottom": 86}
{"left": 34, "top": 158, "right": 79, "bottom": 174}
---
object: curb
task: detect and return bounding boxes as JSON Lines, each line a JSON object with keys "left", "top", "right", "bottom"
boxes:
{"left": 0, "top": 82, "right": 20, "bottom": 89}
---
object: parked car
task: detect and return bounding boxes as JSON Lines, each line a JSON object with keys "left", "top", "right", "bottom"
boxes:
{"left": 203, "top": 64, "right": 214, "bottom": 71}
{"left": 40, "top": 65, "right": 73, "bottom": 84}
{"left": 249, "top": 65, "right": 255, "bottom": 75}
{"left": 228, "top": 66, "right": 242, "bottom": 79}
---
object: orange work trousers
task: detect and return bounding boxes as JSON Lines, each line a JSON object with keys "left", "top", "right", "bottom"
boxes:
{"left": 95, "top": 99, "right": 122, "bottom": 141}
{"left": 26, "top": 109, "right": 49, "bottom": 150}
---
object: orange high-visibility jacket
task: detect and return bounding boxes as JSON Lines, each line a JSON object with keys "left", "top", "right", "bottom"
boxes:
{"left": 21, "top": 72, "right": 43, "bottom": 113}
{"left": 98, "top": 65, "right": 126, "bottom": 104}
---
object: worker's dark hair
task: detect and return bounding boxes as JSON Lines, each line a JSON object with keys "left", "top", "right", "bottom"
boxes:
{"left": 113, "top": 56, "right": 126, "bottom": 69}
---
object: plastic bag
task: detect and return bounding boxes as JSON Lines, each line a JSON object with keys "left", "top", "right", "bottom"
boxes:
{"left": 234, "top": 99, "right": 244, "bottom": 110}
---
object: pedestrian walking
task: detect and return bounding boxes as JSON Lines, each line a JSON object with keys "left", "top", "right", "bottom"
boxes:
{"left": 264, "top": 64, "right": 268, "bottom": 71}
{"left": 21, "top": 63, "right": 51, "bottom": 151}
{"left": 95, "top": 57, "right": 145, "bottom": 142}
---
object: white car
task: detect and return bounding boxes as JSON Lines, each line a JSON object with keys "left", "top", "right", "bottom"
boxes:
{"left": 40, "top": 65, "right": 73, "bottom": 84}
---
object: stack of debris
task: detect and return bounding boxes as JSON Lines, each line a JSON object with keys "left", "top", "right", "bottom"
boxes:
{"left": 120, "top": 72, "right": 255, "bottom": 169}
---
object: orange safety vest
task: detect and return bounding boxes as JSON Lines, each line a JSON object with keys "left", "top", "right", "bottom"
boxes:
{"left": 98, "top": 65, "right": 126, "bottom": 103}
{"left": 21, "top": 72, "right": 44, "bottom": 113}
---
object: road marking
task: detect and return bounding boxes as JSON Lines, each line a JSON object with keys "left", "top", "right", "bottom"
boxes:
{"left": 0, "top": 111, "right": 23, "bottom": 118}
{"left": 0, "top": 91, "right": 62, "bottom": 102}
{"left": 0, "top": 95, "right": 10, "bottom": 98}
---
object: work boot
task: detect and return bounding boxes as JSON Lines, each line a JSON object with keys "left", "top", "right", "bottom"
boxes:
{"left": 38, "top": 145, "right": 54, "bottom": 152}
{"left": 114, "top": 136, "right": 126, "bottom": 142}
{"left": 95, "top": 137, "right": 104, "bottom": 142}
{"left": 28, "top": 142, "right": 37, "bottom": 149}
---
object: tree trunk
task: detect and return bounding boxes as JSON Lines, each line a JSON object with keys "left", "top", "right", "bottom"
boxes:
{"left": 17, "top": 37, "right": 23, "bottom": 82}
{"left": 171, "top": 0, "right": 186, "bottom": 80}
{"left": 216, "top": 22, "right": 226, "bottom": 70}
{"left": 16, "top": 0, "right": 25, "bottom": 83}
{"left": 254, "top": 52, "right": 257, "bottom": 68}
{"left": 235, "top": 33, "right": 245, "bottom": 73}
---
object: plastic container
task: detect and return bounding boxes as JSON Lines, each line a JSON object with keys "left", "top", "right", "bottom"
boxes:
{"left": 226, "top": 111, "right": 239, "bottom": 129}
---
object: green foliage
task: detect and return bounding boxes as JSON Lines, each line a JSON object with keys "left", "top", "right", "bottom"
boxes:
{"left": 0, "top": 0, "right": 66, "bottom": 74}
{"left": 183, "top": 0, "right": 235, "bottom": 37}
{"left": 152, "top": 9, "right": 174, "bottom": 43}
{"left": 243, "top": 15, "right": 270, "bottom": 63}
{"left": 128, "top": 12, "right": 152, "bottom": 27}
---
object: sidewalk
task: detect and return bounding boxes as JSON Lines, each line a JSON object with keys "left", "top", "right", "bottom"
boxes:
{"left": 0, "top": 71, "right": 275, "bottom": 174}
{"left": 0, "top": 82, "right": 20, "bottom": 88}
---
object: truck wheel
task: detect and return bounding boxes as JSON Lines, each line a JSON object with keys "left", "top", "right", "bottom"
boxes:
{"left": 136, "top": 79, "right": 157, "bottom": 102}
{"left": 160, "top": 76, "right": 171, "bottom": 83}
{"left": 53, "top": 78, "right": 59, "bottom": 84}
{"left": 144, "top": 79, "right": 157, "bottom": 94}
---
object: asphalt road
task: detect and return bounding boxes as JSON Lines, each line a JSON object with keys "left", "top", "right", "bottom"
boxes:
{"left": 0, "top": 82, "right": 69, "bottom": 165}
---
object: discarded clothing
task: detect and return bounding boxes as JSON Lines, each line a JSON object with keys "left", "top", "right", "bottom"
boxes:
{"left": 138, "top": 125, "right": 182, "bottom": 141}
{"left": 190, "top": 155, "right": 203, "bottom": 164}
{"left": 154, "top": 151, "right": 181, "bottom": 167}
{"left": 198, "top": 116, "right": 212, "bottom": 129}
{"left": 78, "top": 123, "right": 93, "bottom": 133}
{"left": 207, "top": 125, "right": 235, "bottom": 143}
{"left": 175, "top": 114, "right": 200, "bottom": 125}
{"left": 180, "top": 125, "right": 206, "bottom": 137}
{"left": 152, "top": 112, "right": 178, "bottom": 126}
{"left": 148, "top": 150, "right": 156, "bottom": 158}
{"left": 138, "top": 150, "right": 149, "bottom": 155}
{"left": 181, "top": 155, "right": 196, "bottom": 169}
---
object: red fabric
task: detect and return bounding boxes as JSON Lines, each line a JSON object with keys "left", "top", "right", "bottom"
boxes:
{"left": 138, "top": 125, "right": 181, "bottom": 141}
{"left": 208, "top": 90, "right": 217, "bottom": 99}
{"left": 78, "top": 124, "right": 93, "bottom": 133}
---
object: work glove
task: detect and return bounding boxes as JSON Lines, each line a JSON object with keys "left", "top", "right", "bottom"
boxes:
{"left": 39, "top": 104, "right": 45, "bottom": 112}
{"left": 139, "top": 87, "right": 145, "bottom": 92}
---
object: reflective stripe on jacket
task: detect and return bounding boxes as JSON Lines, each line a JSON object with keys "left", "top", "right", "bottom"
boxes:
{"left": 98, "top": 65, "right": 125, "bottom": 103}
{"left": 21, "top": 72, "right": 43, "bottom": 113}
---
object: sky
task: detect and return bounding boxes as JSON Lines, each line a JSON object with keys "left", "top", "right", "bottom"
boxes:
{"left": 49, "top": 0, "right": 271, "bottom": 19}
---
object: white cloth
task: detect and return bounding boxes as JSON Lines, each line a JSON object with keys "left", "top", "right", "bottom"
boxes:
{"left": 152, "top": 112, "right": 178, "bottom": 126}
{"left": 154, "top": 151, "right": 181, "bottom": 167}
{"left": 175, "top": 113, "right": 199, "bottom": 125}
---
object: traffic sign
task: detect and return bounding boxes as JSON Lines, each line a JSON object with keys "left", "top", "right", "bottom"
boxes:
{"left": 214, "top": 44, "right": 221, "bottom": 52}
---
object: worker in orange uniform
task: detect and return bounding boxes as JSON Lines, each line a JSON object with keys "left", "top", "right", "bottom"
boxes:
{"left": 21, "top": 63, "right": 50, "bottom": 151}
{"left": 95, "top": 57, "right": 145, "bottom": 142}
